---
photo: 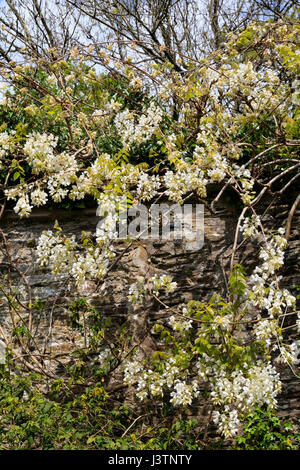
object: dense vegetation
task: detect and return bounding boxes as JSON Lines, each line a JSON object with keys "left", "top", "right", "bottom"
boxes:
{"left": 0, "top": 1, "right": 299, "bottom": 450}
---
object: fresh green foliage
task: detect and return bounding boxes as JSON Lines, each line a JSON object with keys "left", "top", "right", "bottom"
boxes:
{"left": 0, "top": 366, "right": 199, "bottom": 450}
{"left": 235, "top": 407, "right": 300, "bottom": 450}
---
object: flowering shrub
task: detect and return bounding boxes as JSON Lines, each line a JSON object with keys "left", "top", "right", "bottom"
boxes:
{"left": 235, "top": 407, "right": 300, "bottom": 450}
{"left": 0, "top": 19, "right": 299, "bottom": 447}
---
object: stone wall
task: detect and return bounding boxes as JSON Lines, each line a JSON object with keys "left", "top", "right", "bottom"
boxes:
{"left": 0, "top": 198, "right": 299, "bottom": 430}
